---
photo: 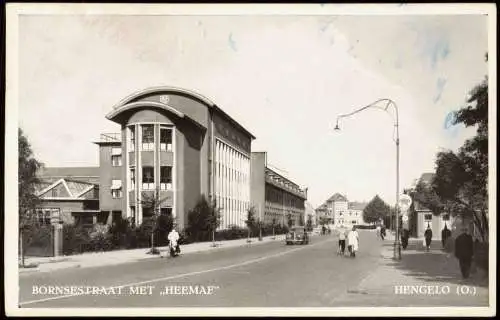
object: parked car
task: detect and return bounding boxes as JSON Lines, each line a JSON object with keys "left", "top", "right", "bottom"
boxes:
{"left": 286, "top": 226, "right": 310, "bottom": 245}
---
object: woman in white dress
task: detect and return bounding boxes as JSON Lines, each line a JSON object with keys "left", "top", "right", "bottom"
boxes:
{"left": 347, "top": 226, "right": 360, "bottom": 258}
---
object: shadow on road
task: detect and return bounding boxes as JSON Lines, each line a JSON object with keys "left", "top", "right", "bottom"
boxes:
{"left": 380, "top": 241, "right": 488, "bottom": 288}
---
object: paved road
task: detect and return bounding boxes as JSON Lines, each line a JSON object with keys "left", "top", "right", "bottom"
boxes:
{"left": 19, "top": 231, "right": 385, "bottom": 308}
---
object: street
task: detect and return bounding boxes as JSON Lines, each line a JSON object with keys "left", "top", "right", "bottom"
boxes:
{"left": 20, "top": 231, "right": 384, "bottom": 308}
{"left": 19, "top": 230, "right": 489, "bottom": 308}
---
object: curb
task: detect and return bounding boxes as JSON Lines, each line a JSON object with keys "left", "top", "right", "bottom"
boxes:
{"left": 19, "top": 234, "right": 291, "bottom": 274}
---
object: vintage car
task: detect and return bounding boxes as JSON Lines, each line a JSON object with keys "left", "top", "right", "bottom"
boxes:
{"left": 286, "top": 226, "right": 310, "bottom": 245}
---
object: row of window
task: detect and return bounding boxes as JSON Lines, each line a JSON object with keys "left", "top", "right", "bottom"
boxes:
{"left": 265, "top": 187, "right": 304, "bottom": 209}
{"left": 129, "top": 125, "right": 173, "bottom": 152}
{"left": 110, "top": 166, "right": 174, "bottom": 198}
{"left": 34, "top": 208, "right": 60, "bottom": 225}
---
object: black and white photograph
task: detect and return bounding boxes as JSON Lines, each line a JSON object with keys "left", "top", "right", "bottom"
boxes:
{"left": 4, "top": 3, "right": 496, "bottom": 317}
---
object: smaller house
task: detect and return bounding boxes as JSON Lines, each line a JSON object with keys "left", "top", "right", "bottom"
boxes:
{"left": 409, "top": 173, "right": 453, "bottom": 239}
{"left": 35, "top": 177, "right": 101, "bottom": 226}
{"left": 35, "top": 167, "right": 102, "bottom": 227}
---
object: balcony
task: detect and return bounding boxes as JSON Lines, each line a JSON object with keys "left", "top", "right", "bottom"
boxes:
{"left": 99, "top": 133, "right": 121, "bottom": 143}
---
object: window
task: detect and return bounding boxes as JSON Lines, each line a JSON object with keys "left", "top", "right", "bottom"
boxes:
{"left": 143, "top": 206, "right": 153, "bottom": 218}
{"left": 111, "top": 155, "right": 122, "bottom": 166}
{"left": 129, "top": 126, "right": 135, "bottom": 151}
{"left": 141, "top": 124, "right": 154, "bottom": 151}
{"left": 130, "top": 167, "right": 135, "bottom": 190}
{"left": 142, "top": 166, "right": 155, "bottom": 190}
{"left": 35, "top": 208, "right": 59, "bottom": 225}
{"left": 160, "top": 166, "right": 172, "bottom": 190}
{"left": 111, "top": 148, "right": 122, "bottom": 166}
{"left": 424, "top": 214, "right": 433, "bottom": 221}
{"left": 160, "top": 126, "right": 173, "bottom": 151}
{"left": 161, "top": 207, "right": 172, "bottom": 216}
{"left": 77, "top": 215, "right": 94, "bottom": 226}
{"left": 111, "top": 179, "right": 122, "bottom": 198}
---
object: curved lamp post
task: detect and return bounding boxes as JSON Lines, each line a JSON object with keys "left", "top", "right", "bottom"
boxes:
{"left": 334, "top": 98, "right": 401, "bottom": 260}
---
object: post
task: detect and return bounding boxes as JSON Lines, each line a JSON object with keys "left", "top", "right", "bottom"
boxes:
{"left": 393, "top": 106, "right": 402, "bottom": 260}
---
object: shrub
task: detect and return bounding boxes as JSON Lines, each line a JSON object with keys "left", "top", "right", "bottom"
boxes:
{"left": 136, "top": 217, "right": 155, "bottom": 248}
{"left": 185, "top": 196, "right": 222, "bottom": 243}
{"left": 62, "top": 224, "right": 91, "bottom": 255}
{"left": 156, "top": 213, "right": 174, "bottom": 246}
{"left": 218, "top": 225, "right": 248, "bottom": 240}
{"left": 23, "top": 224, "right": 53, "bottom": 257}
{"left": 88, "top": 223, "right": 113, "bottom": 252}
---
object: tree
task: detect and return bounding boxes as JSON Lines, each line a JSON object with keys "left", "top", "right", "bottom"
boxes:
{"left": 139, "top": 188, "right": 172, "bottom": 254}
{"left": 19, "top": 128, "right": 43, "bottom": 267}
{"left": 306, "top": 214, "right": 313, "bottom": 231}
{"left": 245, "top": 207, "right": 257, "bottom": 242}
{"left": 413, "top": 74, "right": 489, "bottom": 242}
{"left": 287, "top": 213, "right": 293, "bottom": 228}
{"left": 363, "top": 195, "right": 391, "bottom": 224}
{"left": 185, "top": 195, "right": 221, "bottom": 244}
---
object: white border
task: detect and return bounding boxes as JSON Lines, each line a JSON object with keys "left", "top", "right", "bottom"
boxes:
{"left": 5, "top": 3, "right": 496, "bottom": 317}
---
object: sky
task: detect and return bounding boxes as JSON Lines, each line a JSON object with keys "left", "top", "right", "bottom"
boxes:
{"left": 16, "top": 7, "right": 490, "bottom": 208}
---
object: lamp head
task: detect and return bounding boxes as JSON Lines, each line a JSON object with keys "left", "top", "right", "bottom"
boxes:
{"left": 334, "top": 123, "right": 340, "bottom": 131}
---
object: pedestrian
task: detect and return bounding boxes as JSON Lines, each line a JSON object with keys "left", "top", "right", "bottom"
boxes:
{"left": 347, "top": 226, "right": 359, "bottom": 258}
{"left": 424, "top": 224, "right": 433, "bottom": 252}
{"left": 376, "top": 224, "right": 381, "bottom": 240}
{"left": 167, "top": 226, "right": 180, "bottom": 257}
{"left": 380, "top": 225, "right": 386, "bottom": 240}
{"left": 454, "top": 226, "right": 474, "bottom": 279}
{"left": 337, "top": 225, "right": 346, "bottom": 256}
{"left": 441, "top": 224, "right": 451, "bottom": 249}
{"left": 401, "top": 228, "right": 410, "bottom": 250}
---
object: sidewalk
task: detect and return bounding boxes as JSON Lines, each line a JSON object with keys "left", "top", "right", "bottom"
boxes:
{"left": 19, "top": 234, "right": 289, "bottom": 274}
{"left": 332, "top": 236, "right": 489, "bottom": 307}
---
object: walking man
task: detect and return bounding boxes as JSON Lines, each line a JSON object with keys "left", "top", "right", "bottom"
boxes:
{"left": 455, "top": 226, "right": 474, "bottom": 279}
{"left": 347, "top": 226, "right": 359, "bottom": 258}
{"left": 424, "top": 224, "right": 433, "bottom": 252}
{"left": 338, "top": 225, "right": 347, "bottom": 256}
{"left": 441, "top": 224, "right": 452, "bottom": 249}
{"left": 376, "top": 224, "right": 381, "bottom": 240}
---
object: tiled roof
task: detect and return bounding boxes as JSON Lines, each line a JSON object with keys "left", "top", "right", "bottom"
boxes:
{"left": 37, "top": 178, "right": 98, "bottom": 199}
{"left": 38, "top": 166, "right": 99, "bottom": 177}
{"left": 328, "top": 193, "right": 348, "bottom": 202}
{"left": 419, "top": 173, "right": 435, "bottom": 185}
{"left": 348, "top": 202, "right": 368, "bottom": 211}
{"left": 38, "top": 167, "right": 100, "bottom": 184}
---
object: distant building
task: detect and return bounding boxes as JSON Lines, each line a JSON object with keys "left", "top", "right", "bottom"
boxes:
{"left": 304, "top": 202, "right": 317, "bottom": 227}
{"left": 347, "top": 201, "right": 369, "bottom": 226}
{"left": 317, "top": 193, "right": 369, "bottom": 227}
{"left": 250, "top": 152, "right": 307, "bottom": 227}
{"left": 315, "top": 203, "right": 328, "bottom": 223}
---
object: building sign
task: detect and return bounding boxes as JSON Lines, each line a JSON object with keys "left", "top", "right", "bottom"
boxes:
{"left": 159, "top": 95, "right": 170, "bottom": 104}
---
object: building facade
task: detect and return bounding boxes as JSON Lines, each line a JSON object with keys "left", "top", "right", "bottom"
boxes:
{"left": 97, "top": 86, "right": 255, "bottom": 230}
{"left": 250, "top": 152, "right": 307, "bottom": 227}
{"left": 34, "top": 167, "right": 101, "bottom": 226}
{"left": 408, "top": 173, "right": 454, "bottom": 239}
{"left": 317, "top": 193, "right": 368, "bottom": 228}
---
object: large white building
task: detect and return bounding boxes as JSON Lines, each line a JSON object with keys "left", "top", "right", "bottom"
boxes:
{"left": 318, "top": 193, "right": 368, "bottom": 228}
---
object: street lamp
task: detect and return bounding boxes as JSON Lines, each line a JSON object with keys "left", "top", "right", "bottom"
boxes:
{"left": 333, "top": 98, "right": 402, "bottom": 260}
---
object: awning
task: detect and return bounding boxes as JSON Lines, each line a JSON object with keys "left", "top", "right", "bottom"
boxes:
{"left": 111, "top": 180, "right": 122, "bottom": 189}
{"left": 111, "top": 147, "right": 122, "bottom": 155}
